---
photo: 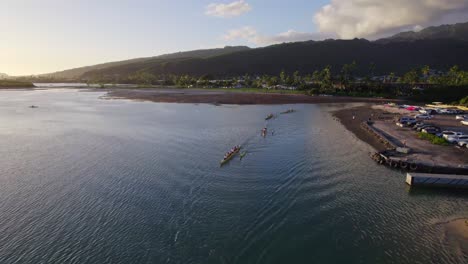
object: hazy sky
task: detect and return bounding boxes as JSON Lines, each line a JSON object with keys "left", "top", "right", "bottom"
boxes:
{"left": 2, "top": 0, "right": 468, "bottom": 75}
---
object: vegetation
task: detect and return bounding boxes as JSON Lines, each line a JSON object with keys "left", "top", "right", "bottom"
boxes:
{"left": 459, "top": 96, "right": 468, "bottom": 106}
{"left": 0, "top": 80, "right": 35, "bottom": 88}
{"left": 417, "top": 132, "right": 450, "bottom": 145}
{"left": 77, "top": 37, "right": 467, "bottom": 80}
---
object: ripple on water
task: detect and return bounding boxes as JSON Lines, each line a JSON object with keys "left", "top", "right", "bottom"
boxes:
{"left": 0, "top": 93, "right": 466, "bottom": 264}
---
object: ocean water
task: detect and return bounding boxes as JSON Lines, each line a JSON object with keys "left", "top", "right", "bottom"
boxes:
{"left": 0, "top": 89, "right": 466, "bottom": 264}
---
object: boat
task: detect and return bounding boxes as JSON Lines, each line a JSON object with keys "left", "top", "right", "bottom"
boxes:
{"left": 265, "top": 114, "right": 274, "bottom": 120}
{"left": 240, "top": 152, "right": 247, "bottom": 160}
{"left": 29, "top": 105, "right": 38, "bottom": 108}
{"left": 281, "top": 109, "right": 295, "bottom": 114}
{"left": 220, "top": 146, "right": 241, "bottom": 165}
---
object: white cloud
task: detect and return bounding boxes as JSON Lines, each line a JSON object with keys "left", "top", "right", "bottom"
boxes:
{"left": 223, "top": 26, "right": 334, "bottom": 45}
{"left": 314, "top": 0, "right": 468, "bottom": 39}
{"left": 223, "top": 26, "right": 257, "bottom": 41}
{"left": 205, "top": 0, "right": 252, "bottom": 18}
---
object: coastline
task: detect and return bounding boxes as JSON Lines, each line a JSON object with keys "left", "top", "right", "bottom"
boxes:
{"left": 332, "top": 105, "right": 391, "bottom": 152}
{"left": 101, "top": 88, "right": 402, "bottom": 105}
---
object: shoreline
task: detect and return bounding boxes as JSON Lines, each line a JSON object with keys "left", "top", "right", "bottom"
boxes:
{"left": 333, "top": 105, "right": 391, "bottom": 152}
{"left": 101, "top": 88, "right": 402, "bottom": 105}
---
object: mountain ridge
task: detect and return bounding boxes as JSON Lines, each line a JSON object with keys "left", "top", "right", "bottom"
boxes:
{"left": 38, "top": 22, "right": 468, "bottom": 80}
{"left": 41, "top": 46, "right": 250, "bottom": 79}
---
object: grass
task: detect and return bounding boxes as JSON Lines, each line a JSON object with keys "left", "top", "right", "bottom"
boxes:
{"left": 120, "top": 85, "right": 307, "bottom": 95}
{"left": 417, "top": 132, "right": 450, "bottom": 145}
{"left": 0, "top": 80, "right": 35, "bottom": 88}
{"left": 193, "top": 87, "right": 306, "bottom": 95}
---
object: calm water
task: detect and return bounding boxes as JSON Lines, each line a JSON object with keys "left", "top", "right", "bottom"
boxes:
{"left": 0, "top": 89, "right": 466, "bottom": 264}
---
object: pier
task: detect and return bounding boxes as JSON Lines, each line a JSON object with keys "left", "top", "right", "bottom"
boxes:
{"left": 406, "top": 173, "right": 468, "bottom": 188}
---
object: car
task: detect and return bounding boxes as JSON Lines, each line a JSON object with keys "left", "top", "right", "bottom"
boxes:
{"left": 422, "top": 128, "right": 441, "bottom": 135}
{"left": 396, "top": 121, "right": 412, "bottom": 127}
{"left": 456, "top": 115, "right": 468, "bottom": 120}
{"left": 416, "top": 124, "right": 436, "bottom": 132}
{"left": 447, "top": 135, "right": 468, "bottom": 144}
{"left": 415, "top": 114, "right": 432, "bottom": 119}
{"left": 419, "top": 108, "right": 437, "bottom": 115}
{"left": 399, "top": 116, "right": 416, "bottom": 123}
{"left": 421, "top": 127, "right": 440, "bottom": 133}
{"left": 442, "top": 131, "right": 464, "bottom": 140}
{"left": 458, "top": 139, "right": 468, "bottom": 147}
{"left": 413, "top": 122, "right": 428, "bottom": 130}
{"left": 462, "top": 120, "right": 468, "bottom": 126}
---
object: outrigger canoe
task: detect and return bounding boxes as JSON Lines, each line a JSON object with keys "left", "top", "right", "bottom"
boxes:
{"left": 281, "top": 109, "right": 295, "bottom": 114}
{"left": 220, "top": 147, "right": 241, "bottom": 165}
{"left": 265, "top": 114, "right": 274, "bottom": 120}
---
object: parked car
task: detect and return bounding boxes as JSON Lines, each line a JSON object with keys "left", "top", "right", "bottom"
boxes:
{"left": 456, "top": 115, "right": 468, "bottom": 120}
{"left": 413, "top": 121, "right": 428, "bottom": 128}
{"left": 422, "top": 128, "right": 441, "bottom": 135}
{"left": 415, "top": 114, "right": 432, "bottom": 119}
{"left": 396, "top": 121, "right": 411, "bottom": 127}
{"left": 419, "top": 109, "right": 436, "bottom": 115}
{"left": 399, "top": 116, "right": 416, "bottom": 123}
{"left": 421, "top": 126, "right": 440, "bottom": 133}
{"left": 462, "top": 120, "right": 468, "bottom": 126}
{"left": 442, "top": 131, "right": 464, "bottom": 140}
{"left": 447, "top": 135, "right": 468, "bottom": 144}
{"left": 416, "top": 124, "right": 436, "bottom": 132}
{"left": 458, "top": 139, "right": 468, "bottom": 147}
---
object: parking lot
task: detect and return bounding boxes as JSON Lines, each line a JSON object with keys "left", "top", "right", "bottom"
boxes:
{"left": 371, "top": 104, "right": 468, "bottom": 167}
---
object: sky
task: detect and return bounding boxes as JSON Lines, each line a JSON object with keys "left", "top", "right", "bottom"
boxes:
{"left": 1, "top": 0, "right": 468, "bottom": 76}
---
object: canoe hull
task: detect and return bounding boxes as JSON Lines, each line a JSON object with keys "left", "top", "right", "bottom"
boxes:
{"left": 220, "top": 148, "right": 241, "bottom": 166}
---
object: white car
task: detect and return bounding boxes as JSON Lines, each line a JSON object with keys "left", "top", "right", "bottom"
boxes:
{"left": 447, "top": 135, "right": 468, "bottom": 144}
{"left": 442, "top": 131, "right": 464, "bottom": 140}
{"left": 462, "top": 120, "right": 468, "bottom": 126}
{"left": 458, "top": 139, "right": 468, "bottom": 147}
{"left": 415, "top": 114, "right": 432, "bottom": 119}
{"left": 456, "top": 115, "right": 468, "bottom": 120}
{"left": 419, "top": 109, "right": 433, "bottom": 114}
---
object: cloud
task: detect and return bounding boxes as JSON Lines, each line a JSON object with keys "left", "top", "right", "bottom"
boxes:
{"left": 314, "top": 0, "right": 468, "bottom": 39}
{"left": 205, "top": 0, "right": 252, "bottom": 18}
{"left": 223, "top": 26, "right": 334, "bottom": 45}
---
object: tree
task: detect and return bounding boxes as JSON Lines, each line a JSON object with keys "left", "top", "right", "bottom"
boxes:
{"left": 340, "top": 61, "right": 356, "bottom": 88}
{"left": 448, "top": 65, "right": 461, "bottom": 85}
{"left": 402, "top": 69, "right": 419, "bottom": 85}
{"left": 267, "top": 76, "right": 279, "bottom": 86}
{"left": 320, "top": 66, "right": 333, "bottom": 93}
{"left": 388, "top": 72, "right": 396, "bottom": 83}
{"left": 421, "top": 65, "right": 430, "bottom": 76}
{"left": 279, "top": 70, "right": 288, "bottom": 85}
{"left": 292, "top": 71, "right": 301, "bottom": 86}
{"left": 368, "top": 62, "right": 376, "bottom": 77}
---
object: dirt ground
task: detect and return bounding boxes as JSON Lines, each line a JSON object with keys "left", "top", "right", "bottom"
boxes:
{"left": 102, "top": 88, "right": 402, "bottom": 105}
